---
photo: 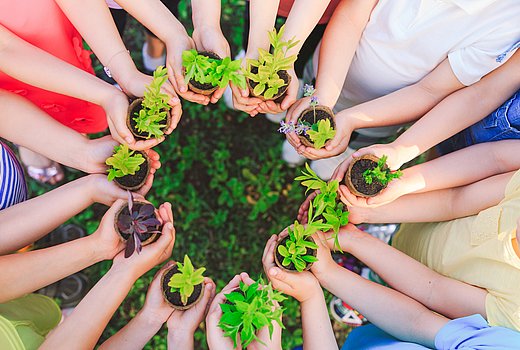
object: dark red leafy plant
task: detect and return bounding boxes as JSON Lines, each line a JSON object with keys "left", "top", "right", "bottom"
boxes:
{"left": 117, "top": 192, "right": 162, "bottom": 258}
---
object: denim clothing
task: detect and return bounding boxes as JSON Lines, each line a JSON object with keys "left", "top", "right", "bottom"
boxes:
{"left": 438, "top": 89, "right": 520, "bottom": 155}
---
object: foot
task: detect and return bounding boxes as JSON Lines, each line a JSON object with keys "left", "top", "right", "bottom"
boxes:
{"left": 19, "top": 147, "right": 64, "bottom": 185}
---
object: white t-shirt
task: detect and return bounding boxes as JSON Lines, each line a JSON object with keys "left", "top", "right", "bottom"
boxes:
{"left": 337, "top": 0, "right": 520, "bottom": 112}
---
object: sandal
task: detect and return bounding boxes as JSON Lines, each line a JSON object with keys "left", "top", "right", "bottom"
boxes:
{"left": 37, "top": 272, "right": 90, "bottom": 309}
{"left": 36, "top": 224, "right": 86, "bottom": 249}
{"left": 26, "top": 161, "right": 64, "bottom": 185}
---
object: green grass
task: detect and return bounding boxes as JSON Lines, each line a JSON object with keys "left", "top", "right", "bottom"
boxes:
{"left": 27, "top": 1, "right": 354, "bottom": 348}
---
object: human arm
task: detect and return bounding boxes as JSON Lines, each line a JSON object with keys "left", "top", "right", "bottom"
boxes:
{"left": 262, "top": 235, "right": 337, "bottom": 350}
{"left": 351, "top": 51, "right": 520, "bottom": 168}
{"left": 284, "top": 0, "right": 376, "bottom": 137}
{"left": 167, "top": 277, "right": 216, "bottom": 350}
{"left": 323, "top": 225, "right": 487, "bottom": 320}
{"left": 311, "top": 232, "right": 447, "bottom": 348}
{"left": 40, "top": 202, "right": 176, "bottom": 350}
{"left": 292, "top": 59, "right": 466, "bottom": 158}
{"left": 336, "top": 140, "right": 520, "bottom": 207}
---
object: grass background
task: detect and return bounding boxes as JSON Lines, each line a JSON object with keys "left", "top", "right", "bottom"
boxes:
{"left": 28, "top": 1, "right": 354, "bottom": 348}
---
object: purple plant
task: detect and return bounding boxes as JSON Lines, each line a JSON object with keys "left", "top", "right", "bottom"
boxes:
{"left": 278, "top": 121, "right": 311, "bottom": 135}
{"left": 303, "top": 84, "right": 316, "bottom": 97}
{"left": 117, "top": 191, "right": 161, "bottom": 258}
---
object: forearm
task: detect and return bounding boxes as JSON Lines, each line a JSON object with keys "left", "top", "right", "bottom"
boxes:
{"left": 168, "top": 331, "right": 194, "bottom": 350}
{"left": 0, "top": 234, "right": 105, "bottom": 303}
{"left": 317, "top": 265, "right": 445, "bottom": 348}
{"left": 340, "top": 230, "right": 487, "bottom": 319}
{"left": 0, "top": 90, "right": 98, "bottom": 172}
{"left": 0, "top": 176, "right": 96, "bottom": 255}
{"left": 282, "top": 1, "right": 331, "bottom": 58}
{"left": 391, "top": 53, "right": 520, "bottom": 161}
{"left": 245, "top": 0, "right": 280, "bottom": 58}
{"left": 192, "top": 0, "right": 222, "bottom": 30}
{"left": 0, "top": 24, "right": 119, "bottom": 106}
{"left": 41, "top": 267, "right": 137, "bottom": 350}
{"left": 340, "top": 60, "right": 464, "bottom": 133}
{"left": 355, "top": 171, "right": 513, "bottom": 223}
{"left": 314, "top": 0, "right": 375, "bottom": 106}
{"left": 301, "top": 292, "right": 337, "bottom": 350}
{"left": 99, "top": 310, "right": 164, "bottom": 350}
{"left": 397, "top": 140, "right": 520, "bottom": 195}
{"left": 116, "top": 0, "right": 189, "bottom": 45}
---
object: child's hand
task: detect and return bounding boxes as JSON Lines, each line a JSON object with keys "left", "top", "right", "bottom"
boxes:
{"left": 206, "top": 273, "right": 254, "bottom": 350}
{"left": 292, "top": 109, "right": 357, "bottom": 160}
{"left": 230, "top": 81, "right": 263, "bottom": 117}
{"left": 297, "top": 191, "right": 318, "bottom": 224}
{"left": 167, "top": 277, "right": 216, "bottom": 346}
{"left": 165, "top": 36, "right": 212, "bottom": 105}
{"left": 82, "top": 135, "right": 118, "bottom": 174}
{"left": 111, "top": 202, "right": 176, "bottom": 279}
{"left": 284, "top": 95, "right": 312, "bottom": 148}
{"left": 309, "top": 232, "right": 339, "bottom": 280}
{"left": 140, "top": 261, "right": 177, "bottom": 325}
{"left": 262, "top": 235, "right": 322, "bottom": 303}
{"left": 352, "top": 144, "right": 405, "bottom": 171}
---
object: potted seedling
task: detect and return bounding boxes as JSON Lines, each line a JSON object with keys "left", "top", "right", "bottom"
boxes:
{"left": 244, "top": 25, "right": 299, "bottom": 101}
{"left": 345, "top": 155, "right": 403, "bottom": 198}
{"left": 274, "top": 220, "right": 319, "bottom": 272}
{"left": 161, "top": 255, "right": 206, "bottom": 310}
{"left": 219, "top": 278, "right": 286, "bottom": 348}
{"left": 115, "top": 192, "right": 161, "bottom": 258}
{"left": 278, "top": 84, "right": 336, "bottom": 149}
{"left": 106, "top": 144, "right": 150, "bottom": 191}
{"left": 182, "top": 49, "right": 246, "bottom": 95}
{"left": 127, "top": 66, "right": 172, "bottom": 140}
{"left": 296, "top": 164, "right": 349, "bottom": 250}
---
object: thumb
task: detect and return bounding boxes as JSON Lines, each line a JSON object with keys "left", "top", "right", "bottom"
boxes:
{"left": 155, "top": 221, "right": 175, "bottom": 251}
{"left": 109, "top": 113, "right": 134, "bottom": 145}
{"left": 268, "top": 266, "right": 296, "bottom": 286}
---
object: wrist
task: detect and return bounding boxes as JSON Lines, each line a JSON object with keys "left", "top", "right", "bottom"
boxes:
{"left": 136, "top": 308, "right": 169, "bottom": 330}
{"left": 314, "top": 263, "right": 342, "bottom": 289}
{"left": 84, "top": 233, "right": 114, "bottom": 263}
{"left": 168, "top": 329, "right": 193, "bottom": 349}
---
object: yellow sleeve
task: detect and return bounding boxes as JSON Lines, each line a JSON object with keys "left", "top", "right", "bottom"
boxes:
{"left": 485, "top": 292, "right": 520, "bottom": 331}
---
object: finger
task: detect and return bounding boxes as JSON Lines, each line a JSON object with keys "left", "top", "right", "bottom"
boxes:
{"left": 199, "top": 279, "right": 216, "bottom": 317}
{"left": 107, "top": 119, "right": 130, "bottom": 145}
{"left": 132, "top": 138, "right": 163, "bottom": 151}
{"left": 109, "top": 115, "right": 135, "bottom": 145}
{"left": 287, "top": 132, "right": 302, "bottom": 147}
{"left": 263, "top": 238, "right": 277, "bottom": 268}
{"left": 267, "top": 267, "right": 293, "bottom": 291}
{"left": 262, "top": 235, "right": 278, "bottom": 263}
{"left": 136, "top": 173, "right": 154, "bottom": 197}
{"left": 167, "top": 104, "right": 182, "bottom": 133}
{"left": 281, "top": 90, "right": 296, "bottom": 111}
{"left": 210, "top": 87, "right": 226, "bottom": 104}
{"left": 221, "top": 274, "right": 242, "bottom": 293}
{"left": 239, "top": 272, "right": 255, "bottom": 286}
{"left": 154, "top": 260, "right": 175, "bottom": 280}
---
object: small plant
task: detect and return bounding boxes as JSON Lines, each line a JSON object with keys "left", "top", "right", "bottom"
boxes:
{"left": 296, "top": 164, "right": 349, "bottom": 250}
{"left": 116, "top": 192, "right": 161, "bottom": 258}
{"left": 277, "top": 221, "right": 319, "bottom": 272}
{"left": 219, "top": 278, "right": 286, "bottom": 348}
{"left": 132, "top": 66, "right": 171, "bottom": 139}
{"left": 245, "top": 25, "right": 299, "bottom": 99}
{"left": 167, "top": 255, "right": 205, "bottom": 306}
{"left": 106, "top": 144, "right": 145, "bottom": 181}
{"left": 363, "top": 155, "right": 403, "bottom": 186}
{"left": 278, "top": 84, "right": 335, "bottom": 149}
{"left": 182, "top": 50, "right": 246, "bottom": 89}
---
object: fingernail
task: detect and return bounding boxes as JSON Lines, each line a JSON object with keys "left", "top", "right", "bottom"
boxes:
{"left": 166, "top": 222, "right": 173, "bottom": 229}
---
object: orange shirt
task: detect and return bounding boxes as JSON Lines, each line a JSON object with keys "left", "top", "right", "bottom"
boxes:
{"left": 277, "top": 0, "right": 341, "bottom": 24}
{"left": 0, "top": 0, "right": 107, "bottom": 134}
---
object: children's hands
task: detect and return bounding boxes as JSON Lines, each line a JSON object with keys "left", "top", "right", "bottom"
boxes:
{"left": 166, "top": 36, "right": 212, "bottom": 105}
{"left": 111, "top": 202, "right": 176, "bottom": 279}
{"left": 206, "top": 273, "right": 254, "bottom": 350}
{"left": 192, "top": 26, "right": 231, "bottom": 104}
{"left": 352, "top": 144, "right": 406, "bottom": 171}
{"left": 230, "top": 81, "right": 264, "bottom": 117}
{"left": 309, "top": 232, "right": 339, "bottom": 279}
{"left": 262, "top": 235, "right": 322, "bottom": 303}
{"left": 140, "top": 261, "right": 176, "bottom": 325}
{"left": 167, "top": 277, "right": 216, "bottom": 342}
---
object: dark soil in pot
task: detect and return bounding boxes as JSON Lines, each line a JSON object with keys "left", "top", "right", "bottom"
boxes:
{"left": 274, "top": 235, "right": 317, "bottom": 272}
{"left": 127, "top": 98, "right": 172, "bottom": 141}
{"left": 114, "top": 201, "right": 159, "bottom": 245}
{"left": 161, "top": 265, "right": 204, "bottom": 310}
{"left": 187, "top": 51, "right": 221, "bottom": 95}
{"left": 114, "top": 151, "right": 150, "bottom": 191}
{"left": 247, "top": 66, "right": 290, "bottom": 101}
{"left": 345, "top": 155, "right": 387, "bottom": 197}
{"left": 297, "top": 106, "right": 335, "bottom": 148}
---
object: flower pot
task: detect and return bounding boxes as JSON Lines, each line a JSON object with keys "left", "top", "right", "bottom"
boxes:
{"left": 297, "top": 105, "right": 335, "bottom": 148}
{"left": 246, "top": 67, "right": 291, "bottom": 102}
{"left": 113, "top": 150, "right": 150, "bottom": 191}
{"left": 114, "top": 200, "right": 160, "bottom": 246}
{"left": 161, "top": 263, "right": 205, "bottom": 310}
{"left": 274, "top": 235, "right": 317, "bottom": 272}
{"left": 127, "top": 98, "right": 172, "bottom": 141}
{"left": 344, "top": 155, "right": 388, "bottom": 198}
{"left": 186, "top": 51, "right": 221, "bottom": 96}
